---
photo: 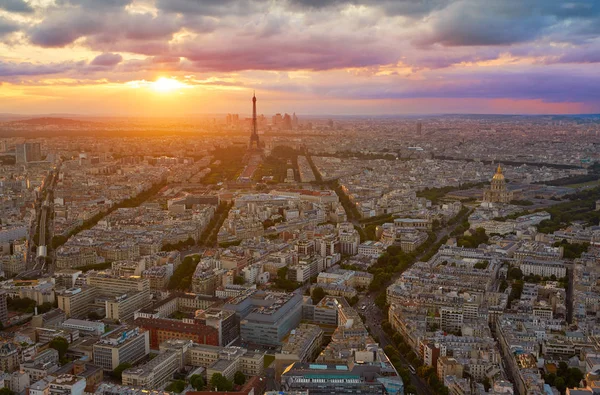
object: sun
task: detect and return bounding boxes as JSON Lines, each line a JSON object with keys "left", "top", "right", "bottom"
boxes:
{"left": 151, "top": 77, "right": 187, "bottom": 93}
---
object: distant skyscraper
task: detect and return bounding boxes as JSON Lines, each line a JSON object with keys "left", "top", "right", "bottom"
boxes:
{"left": 15, "top": 142, "right": 42, "bottom": 163}
{"left": 416, "top": 121, "right": 422, "bottom": 135}
{"left": 249, "top": 92, "right": 260, "bottom": 149}
{"left": 225, "top": 113, "right": 239, "bottom": 126}
{"left": 292, "top": 113, "right": 299, "bottom": 129}
{"left": 272, "top": 113, "right": 283, "bottom": 126}
{"left": 282, "top": 113, "right": 292, "bottom": 130}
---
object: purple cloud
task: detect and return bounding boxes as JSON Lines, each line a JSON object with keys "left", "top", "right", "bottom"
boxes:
{"left": 29, "top": 11, "right": 104, "bottom": 47}
{"left": 304, "top": 68, "right": 600, "bottom": 104}
{"left": 0, "top": 60, "right": 79, "bottom": 77}
{"left": 177, "top": 35, "right": 396, "bottom": 72}
{"left": 90, "top": 53, "right": 123, "bottom": 67}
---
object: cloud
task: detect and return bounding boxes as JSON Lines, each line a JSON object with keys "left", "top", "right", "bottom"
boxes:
{"left": 410, "top": 48, "right": 502, "bottom": 69}
{"left": 0, "top": 0, "right": 33, "bottom": 13}
{"left": 414, "top": 2, "right": 550, "bottom": 47}
{"left": 156, "top": 0, "right": 267, "bottom": 16}
{"left": 152, "top": 56, "right": 181, "bottom": 64}
{"left": 28, "top": 11, "right": 104, "bottom": 47}
{"left": 0, "top": 60, "right": 79, "bottom": 77}
{"left": 286, "top": 0, "right": 349, "bottom": 9}
{"left": 90, "top": 52, "right": 122, "bottom": 67}
{"left": 0, "top": 16, "right": 19, "bottom": 38}
{"left": 177, "top": 36, "right": 395, "bottom": 72}
{"left": 305, "top": 68, "right": 600, "bottom": 104}
{"left": 55, "top": 0, "right": 132, "bottom": 10}
{"left": 28, "top": 10, "right": 180, "bottom": 49}
{"left": 414, "top": 0, "right": 600, "bottom": 47}
{"left": 3, "top": 0, "right": 600, "bottom": 114}
{"left": 286, "top": 0, "right": 450, "bottom": 16}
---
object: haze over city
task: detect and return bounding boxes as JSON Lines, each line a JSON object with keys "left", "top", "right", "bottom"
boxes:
{"left": 0, "top": 0, "right": 599, "bottom": 115}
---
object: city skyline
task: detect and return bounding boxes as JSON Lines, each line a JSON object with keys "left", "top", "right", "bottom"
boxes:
{"left": 0, "top": 0, "right": 599, "bottom": 116}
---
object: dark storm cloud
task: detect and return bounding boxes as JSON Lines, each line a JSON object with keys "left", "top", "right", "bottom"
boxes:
{"left": 0, "top": 0, "right": 33, "bottom": 13}
{"left": 90, "top": 53, "right": 123, "bottom": 67}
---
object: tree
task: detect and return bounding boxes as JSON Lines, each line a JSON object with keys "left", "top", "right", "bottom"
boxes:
{"left": 168, "top": 256, "right": 199, "bottom": 290}
{"left": 165, "top": 380, "right": 186, "bottom": 393}
{"left": 49, "top": 337, "right": 69, "bottom": 359}
{"left": 558, "top": 361, "right": 569, "bottom": 375}
{"left": 113, "top": 362, "right": 132, "bottom": 380}
{"left": 384, "top": 345, "right": 398, "bottom": 359}
{"left": 0, "top": 388, "right": 15, "bottom": 395}
{"left": 7, "top": 296, "right": 37, "bottom": 313}
{"left": 88, "top": 311, "right": 102, "bottom": 320}
{"left": 311, "top": 287, "right": 326, "bottom": 304}
{"left": 508, "top": 267, "right": 523, "bottom": 281}
{"left": 233, "top": 371, "right": 246, "bottom": 386}
{"left": 566, "top": 367, "right": 584, "bottom": 388}
{"left": 190, "top": 374, "right": 205, "bottom": 391}
{"left": 482, "top": 377, "right": 491, "bottom": 391}
{"left": 210, "top": 373, "right": 233, "bottom": 391}
{"left": 544, "top": 372, "right": 556, "bottom": 386}
{"left": 233, "top": 275, "right": 245, "bottom": 285}
{"left": 499, "top": 279, "right": 508, "bottom": 293}
{"left": 38, "top": 302, "right": 54, "bottom": 314}
{"left": 554, "top": 377, "right": 566, "bottom": 393}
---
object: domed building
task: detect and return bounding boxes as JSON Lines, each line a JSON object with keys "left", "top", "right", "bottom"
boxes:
{"left": 483, "top": 165, "right": 513, "bottom": 203}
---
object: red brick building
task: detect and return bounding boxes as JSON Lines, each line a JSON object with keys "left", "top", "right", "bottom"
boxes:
{"left": 186, "top": 375, "right": 265, "bottom": 395}
{"left": 134, "top": 317, "right": 219, "bottom": 349}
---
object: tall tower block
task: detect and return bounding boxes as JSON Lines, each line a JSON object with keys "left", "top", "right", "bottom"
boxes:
{"left": 249, "top": 92, "right": 260, "bottom": 149}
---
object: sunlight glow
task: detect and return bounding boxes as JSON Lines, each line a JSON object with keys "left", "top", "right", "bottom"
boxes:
{"left": 151, "top": 77, "right": 188, "bottom": 93}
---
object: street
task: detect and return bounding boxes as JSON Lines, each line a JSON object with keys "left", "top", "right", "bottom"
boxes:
{"left": 355, "top": 207, "right": 474, "bottom": 395}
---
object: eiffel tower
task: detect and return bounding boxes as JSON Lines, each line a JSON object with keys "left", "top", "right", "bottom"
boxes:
{"left": 249, "top": 92, "right": 260, "bottom": 149}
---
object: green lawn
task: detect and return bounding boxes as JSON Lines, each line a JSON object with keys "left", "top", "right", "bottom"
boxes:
{"left": 566, "top": 179, "right": 600, "bottom": 189}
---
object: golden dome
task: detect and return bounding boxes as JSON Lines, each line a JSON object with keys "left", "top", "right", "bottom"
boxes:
{"left": 492, "top": 164, "right": 505, "bottom": 180}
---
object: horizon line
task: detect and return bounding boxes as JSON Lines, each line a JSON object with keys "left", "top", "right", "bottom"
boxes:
{"left": 1, "top": 112, "right": 599, "bottom": 119}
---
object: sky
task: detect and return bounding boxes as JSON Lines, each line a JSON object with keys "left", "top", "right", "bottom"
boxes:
{"left": 0, "top": 0, "right": 599, "bottom": 116}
